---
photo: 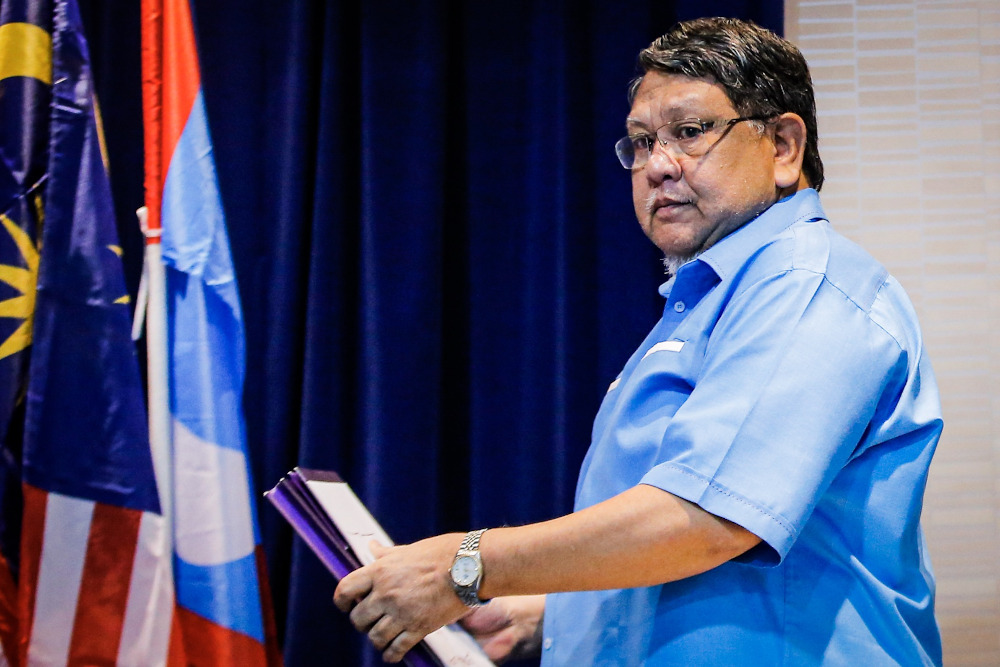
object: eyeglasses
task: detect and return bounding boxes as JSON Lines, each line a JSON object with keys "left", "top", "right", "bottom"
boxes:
{"left": 614, "top": 116, "right": 771, "bottom": 170}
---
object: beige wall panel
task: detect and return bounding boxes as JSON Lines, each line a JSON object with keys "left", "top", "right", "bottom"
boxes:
{"left": 801, "top": 19, "right": 856, "bottom": 35}
{"left": 789, "top": 1, "right": 1000, "bottom": 663}
{"left": 916, "top": 7, "right": 979, "bottom": 27}
{"left": 859, "top": 162, "right": 921, "bottom": 179}
{"left": 860, "top": 176, "right": 924, "bottom": 195}
{"left": 817, "top": 112, "right": 859, "bottom": 130}
{"left": 819, "top": 135, "right": 860, "bottom": 150}
{"left": 859, "top": 88, "right": 920, "bottom": 106}
{"left": 916, "top": 85, "right": 983, "bottom": 102}
{"left": 824, "top": 164, "right": 860, "bottom": 183}
{"left": 858, "top": 17, "right": 916, "bottom": 30}
{"left": 800, "top": 3, "right": 856, "bottom": 20}
{"left": 852, "top": 194, "right": 913, "bottom": 210}
{"left": 858, "top": 53, "right": 916, "bottom": 70}
{"left": 857, "top": 36, "right": 916, "bottom": 49}
{"left": 918, "top": 53, "right": 980, "bottom": 71}
{"left": 798, "top": 34, "right": 858, "bottom": 49}
{"left": 857, "top": 6, "right": 911, "bottom": 19}
{"left": 859, "top": 70, "right": 918, "bottom": 87}
{"left": 918, "top": 26, "right": 979, "bottom": 40}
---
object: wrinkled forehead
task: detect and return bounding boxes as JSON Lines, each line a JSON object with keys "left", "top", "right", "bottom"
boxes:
{"left": 626, "top": 72, "right": 736, "bottom": 129}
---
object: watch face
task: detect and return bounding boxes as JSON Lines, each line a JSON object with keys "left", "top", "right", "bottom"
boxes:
{"left": 451, "top": 555, "right": 480, "bottom": 587}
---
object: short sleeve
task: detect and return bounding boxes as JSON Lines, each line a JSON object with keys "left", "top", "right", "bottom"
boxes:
{"left": 640, "top": 265, "right": 904, "bottom": 564}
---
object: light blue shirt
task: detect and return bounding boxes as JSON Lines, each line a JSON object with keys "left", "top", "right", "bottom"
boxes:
{"left": 542, "top": 189, "right": 942, "bottom": 666}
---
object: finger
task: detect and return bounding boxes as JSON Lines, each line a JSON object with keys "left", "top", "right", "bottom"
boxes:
{"left": 369, "top": 540, "right": 390, "bottom": 559}
{"left": 382, "top": 630, "right": 421, "bottom": 664}
{"left": 333, "top": 570, "right": 373, "bottom": 612}
{"left": 480, "top": 633, "right": 518, "bottom": 662}
{"left": 367, "top": 615, "right": 402, "bottom": 652}
{"left": 349, "top": 599, "right": 383, "bottom": 633}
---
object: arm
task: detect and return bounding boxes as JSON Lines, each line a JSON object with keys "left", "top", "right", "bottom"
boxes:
{"left": 333, "top": 483, "right": 759, "bottom": 662}
{"left": 478, "top": 483, "right": 759, "bottom": 596}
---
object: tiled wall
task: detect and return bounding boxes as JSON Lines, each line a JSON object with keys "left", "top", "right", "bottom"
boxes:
{"left": 785, "top": 1, "right": 1000, "bottom": 663}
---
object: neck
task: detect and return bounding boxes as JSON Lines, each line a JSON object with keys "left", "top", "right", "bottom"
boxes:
{"left": 778, "top": 173, "right": 812, "bottom": 199}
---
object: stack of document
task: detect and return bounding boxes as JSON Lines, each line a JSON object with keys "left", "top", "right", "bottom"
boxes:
{"left": 266, "top": 468, "right": 495, "bottom": 667}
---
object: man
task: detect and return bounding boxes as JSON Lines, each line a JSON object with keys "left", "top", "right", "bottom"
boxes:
{"left": 335, "top": 17, "right": 943, "bottom": 666}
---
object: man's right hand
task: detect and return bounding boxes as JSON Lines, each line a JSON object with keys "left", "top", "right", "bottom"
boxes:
{"left": 459, "top": 594, "right": 546, "bottom": 663}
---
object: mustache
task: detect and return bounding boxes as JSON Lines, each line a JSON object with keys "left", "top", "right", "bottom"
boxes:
{"left": 644, "top": 187, "right": 692, "bottom": 214}
{"left": 644, "top": 191, "right": 658, "bottom": 214}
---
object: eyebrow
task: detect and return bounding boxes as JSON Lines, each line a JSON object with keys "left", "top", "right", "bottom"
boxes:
{"left": 625, "top": 117, "right": 664, "bottom": 132}
{"left": 625, "top": 112, "right": 702, "bottom": 130}
{"left": 624, "top": 116, "right": 692, "bottom": 131}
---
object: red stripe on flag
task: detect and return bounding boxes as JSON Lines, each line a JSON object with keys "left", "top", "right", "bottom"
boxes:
{"left": 142, "top": 0, "right": 202, "bottom": 234}
{"left": 161, "top": 0, "right": 201, "bottom": 152}
{"left": 176, "top": 605, "right": 268, "bottom": 666}
{"left": 66, "top": 502, "right": 142, "bottom": 665}
{"left": 0, "top": 551, "right": 20, "bottom": 666}
{"left": 255, "top": 546, "right": 284, "bottom": 666}
{"left": 167, "top": 607, "right": 188, "bottom": 667}
{"left": 17, "top": 484, "right": 46, "bottom": 666}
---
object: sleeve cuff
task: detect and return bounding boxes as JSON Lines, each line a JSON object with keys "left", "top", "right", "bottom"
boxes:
{"left": 640, "top": 462, "right": 798, "bottom": 567}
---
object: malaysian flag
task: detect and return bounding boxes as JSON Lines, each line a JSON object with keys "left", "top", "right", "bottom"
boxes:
{"left": 0, "top": 0, "right": 175, "bottom": 664}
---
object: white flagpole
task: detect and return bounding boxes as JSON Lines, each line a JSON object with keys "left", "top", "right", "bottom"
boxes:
{"left": 137, "top": 206, "right": 173, "bottom": 540}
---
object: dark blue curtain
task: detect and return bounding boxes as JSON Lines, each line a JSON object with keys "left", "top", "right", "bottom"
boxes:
{"left": 80, "top": 1, "right": 781, "bottom": 664}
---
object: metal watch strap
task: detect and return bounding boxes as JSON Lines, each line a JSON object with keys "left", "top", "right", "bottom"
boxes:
{"left": 452, "top": 528, "right": 488, "bottom": 607}
{"left": 460, "top": 528, "right": 487, "bottom": 553}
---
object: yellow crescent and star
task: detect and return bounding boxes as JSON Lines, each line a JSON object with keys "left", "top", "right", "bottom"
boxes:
{"left": 0, "top": 20, "right": 130, "bottom": 363}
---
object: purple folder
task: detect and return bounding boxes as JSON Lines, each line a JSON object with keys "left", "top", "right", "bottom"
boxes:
{"left": 265, "top": 468, "right": 494, "bottom": 667}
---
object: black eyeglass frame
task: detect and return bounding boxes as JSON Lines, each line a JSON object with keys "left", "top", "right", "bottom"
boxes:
{"left": 614, "top": 115, "right": 774, "bottom": 169}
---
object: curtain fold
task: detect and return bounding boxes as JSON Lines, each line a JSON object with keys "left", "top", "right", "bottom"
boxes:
{"left": 81, "top": 1, "right": 782, "bottom": 663}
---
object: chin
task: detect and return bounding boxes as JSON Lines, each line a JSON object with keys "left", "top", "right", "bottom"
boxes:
{"left": 652, "top": 234, "right": 701, "bottom": 259}
{"left": 645, "top": 218, "right": 703, "bottom": 255}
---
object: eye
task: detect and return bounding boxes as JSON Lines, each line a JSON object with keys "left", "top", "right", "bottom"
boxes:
{"left": 630, "top": 134, "right": 654, "bottom": 152}
{"left": 672, "top": 121, "right": 707, "bottom": 142}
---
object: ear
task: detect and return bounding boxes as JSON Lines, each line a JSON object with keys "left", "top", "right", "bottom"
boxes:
{"left": 770, "top": 113, "right": 808, "bottom": 190}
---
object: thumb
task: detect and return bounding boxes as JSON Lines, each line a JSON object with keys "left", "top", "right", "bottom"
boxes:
{"left": 369, "top": 540, "right": 390, "bottom": 559}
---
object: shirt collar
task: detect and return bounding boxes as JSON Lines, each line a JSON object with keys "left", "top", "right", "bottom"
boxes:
{"left": 658, "top": 188, "right": 827, "bottom": 299}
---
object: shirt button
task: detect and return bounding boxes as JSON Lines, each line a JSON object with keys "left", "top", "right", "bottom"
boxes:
{"left": 543, "top": 637, "right": 553, "bottom": 650}
{"left": 673, "top": 301, "right": 686, "bottom": 313}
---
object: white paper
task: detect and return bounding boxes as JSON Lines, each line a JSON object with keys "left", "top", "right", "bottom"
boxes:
{"left": 305, "top": 479, "right": 495, "bottom": 667}
{"left": 307, "top": 481, "right": 392, "bottom": 564}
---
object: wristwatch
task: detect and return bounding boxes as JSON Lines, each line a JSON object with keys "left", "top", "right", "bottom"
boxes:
{"left": 450, "top": 528, "right": 488, "bottom": 607}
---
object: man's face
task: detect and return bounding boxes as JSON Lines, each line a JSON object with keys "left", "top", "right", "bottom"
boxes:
{"left": 628, "top": 72, "right": 781, "bottom": 260}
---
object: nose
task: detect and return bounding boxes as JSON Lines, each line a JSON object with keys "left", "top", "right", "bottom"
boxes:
{"left": 643, "top": 140, "right": 683, "bottom": 183}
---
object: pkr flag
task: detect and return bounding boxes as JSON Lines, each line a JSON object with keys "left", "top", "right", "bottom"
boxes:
{"left": 142, "top": 0, "right": 280, "bottom": 664}
{"left": 0, "top": 0, "right": 173, "bottom": 664}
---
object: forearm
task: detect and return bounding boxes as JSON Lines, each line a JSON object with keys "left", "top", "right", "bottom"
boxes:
{"left": 333, "top": 483, "right": 760, "bottom": 663}
{"left": 478, "top": 483, "right": 760, "bottom": 599}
